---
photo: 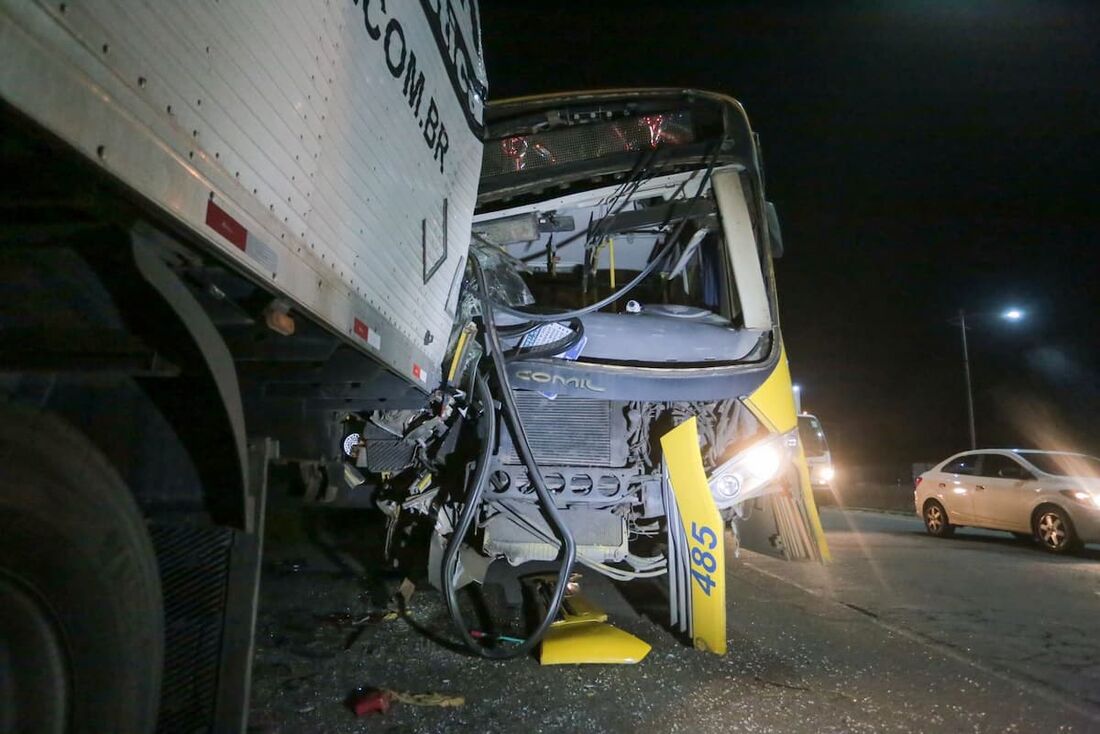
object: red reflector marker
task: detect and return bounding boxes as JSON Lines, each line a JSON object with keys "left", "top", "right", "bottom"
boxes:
{"left": 204, "top": 200, "right": 247, "bottom": 251}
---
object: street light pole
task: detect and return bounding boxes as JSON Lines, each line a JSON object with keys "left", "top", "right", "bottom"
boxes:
{"left": 952, "top": 306, "right": 1023, "bottom": 451}
{"left": 958, "top": 308, "right": 977, "bottom": 449}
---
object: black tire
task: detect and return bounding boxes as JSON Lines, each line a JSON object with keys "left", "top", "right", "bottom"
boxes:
{"left": 1033, "top": 505, "right": 1081, "bottom": 555}
{"left": 0, "top": 404, "right": 163, "bottom": 732}
{"left": 923, "top": 500, "right": 955, "bottom": 538}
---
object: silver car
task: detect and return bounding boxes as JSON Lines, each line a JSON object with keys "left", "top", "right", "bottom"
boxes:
{"left": 915, "top": 449, "right": 1100, "bottom": 554}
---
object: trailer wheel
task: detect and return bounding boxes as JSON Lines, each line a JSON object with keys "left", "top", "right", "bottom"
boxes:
{"left": 0, "top": 405, "right": 163, "bottom": 732}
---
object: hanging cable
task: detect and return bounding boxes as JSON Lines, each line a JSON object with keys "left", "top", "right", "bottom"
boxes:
{"left": 440, "top": 256, "right": 578, "bottom": 659}
{"left": 516, "top": 146, "right": 664, "bottom": 265}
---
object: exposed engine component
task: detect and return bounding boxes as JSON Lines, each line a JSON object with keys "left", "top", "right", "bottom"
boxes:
{"left": 475, "top": 395, "right": 762, "bottom": 568}
{"left": 498, "top": 393, "right": 628, "bottom": 467}
{"left": 487, "top": 466, "right": 644, "bottom": 503}
{"left": 483, "top": 507, "right": 627, "bottom": 565}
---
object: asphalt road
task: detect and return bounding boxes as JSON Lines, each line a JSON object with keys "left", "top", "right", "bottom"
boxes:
{"left": 250, "top": 507, "right": 1100, "bottom": 733}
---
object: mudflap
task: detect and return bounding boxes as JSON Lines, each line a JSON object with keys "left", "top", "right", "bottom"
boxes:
{"left": 661, "top": 417, "right": 727, "bottom": 655}
{"left": 152, "top": 438, "right": 275, "bottom": 732}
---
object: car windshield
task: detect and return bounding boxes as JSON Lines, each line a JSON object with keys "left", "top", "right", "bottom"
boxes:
{"left": 1016, "top": 451, "right": 1100, "bottom": 477}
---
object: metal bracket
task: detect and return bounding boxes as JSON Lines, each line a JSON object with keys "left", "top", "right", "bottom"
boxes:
{"left": 130, "top": 223, "right": 249, "bottom": 526}
{"left": 214, "top": 437, "right": 277, "bottom": 731}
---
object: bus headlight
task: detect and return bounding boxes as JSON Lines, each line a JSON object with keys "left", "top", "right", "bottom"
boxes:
{"left": 743, "top": 442, "right": 783, "bottom": 481}
{"left": 707, "top": 431, "right": 795, "bottom": 508}
{"left": 819, "top": 466, "right": 836, "bottom": 483}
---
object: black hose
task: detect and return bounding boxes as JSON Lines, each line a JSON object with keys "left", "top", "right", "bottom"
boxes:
{"left": 441, "top": 257, "right": 577, "bottom": 659}
{"left": 439, "top": 374, "right": 500, "bottom": 651}
{"left": 494, "top": 320, "right": 540, "bottom": 338}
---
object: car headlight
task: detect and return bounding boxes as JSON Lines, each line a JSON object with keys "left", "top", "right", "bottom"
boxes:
{"left": 1060, "top": 489, "right": 1100, "bottom": 509}
{"left": 707, "top": 431, "right": 795, "bottom": 508}
{"left": 819, "top": 466, "right": 836, "bottom": 483}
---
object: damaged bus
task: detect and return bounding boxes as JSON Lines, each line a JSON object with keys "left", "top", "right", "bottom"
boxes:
{"left": 355, "top": 89, "right": 830, "bottom": 658}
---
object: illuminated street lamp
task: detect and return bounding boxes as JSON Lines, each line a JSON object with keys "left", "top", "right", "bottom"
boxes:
{"left": 956, "top": 306, "right": 1025, "bottom": 449}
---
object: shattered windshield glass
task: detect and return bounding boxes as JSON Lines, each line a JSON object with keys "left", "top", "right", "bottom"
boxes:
{"left": 473, "top": 166, "right": 736, "bottom": 323}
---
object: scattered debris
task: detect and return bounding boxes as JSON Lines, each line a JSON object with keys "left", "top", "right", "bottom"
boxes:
{"left": 396, "top": 577, "right": 416, "bottom": 606}
{"left": 347, "top": 688, "right": 392, "bottom": 717}
{"left": 315, "top": 610, "right": 398, "bottom": 628}
{"left": 312, "top": 609, "right": 401, "bottom": 651}
{"left": 356, "top": 610, "right": 400, "bottom": 625}
{"left": 469, "top": 629, "right": 525, "bottom": 645}
{"left": 271, "top": 557, "right": 308, "bottom": 575}
{"left": 315, "top": 612, "right": 358, "bottom": 628}
{"left": 347, "top": 686, "right": 465, "bottom": 717}
{"left": 390, "top": 690, "right": 465, "bottom": 708}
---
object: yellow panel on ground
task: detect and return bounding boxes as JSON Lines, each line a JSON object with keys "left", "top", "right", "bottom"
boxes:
{"left": 661, "top": 418, "right": 727, "bottom": 655}
{"left": 539, "top": 622, "right": 652, "bottom": 665}
{"left": 528, "top": 576, "right": 648, "bottom": 664}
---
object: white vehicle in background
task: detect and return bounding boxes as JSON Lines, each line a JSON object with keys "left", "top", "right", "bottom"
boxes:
{"left": 798, "top": 413, "right": 834, "bottom": 491}
{"left": 915, "top": 449, "right": 1100, "bottom": 553}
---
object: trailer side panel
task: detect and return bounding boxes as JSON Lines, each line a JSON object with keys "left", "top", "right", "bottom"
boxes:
{"left": 0, "top": 0, "right": 486, "bottom": 388}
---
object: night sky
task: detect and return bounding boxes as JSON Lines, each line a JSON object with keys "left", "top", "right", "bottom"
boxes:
{"left": 480, "top": 2, "right": 1100, "bottom": 473}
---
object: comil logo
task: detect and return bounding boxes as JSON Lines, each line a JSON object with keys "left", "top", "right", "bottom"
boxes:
{"left": 514, "top": 370, "right": 606, "bottom": 393}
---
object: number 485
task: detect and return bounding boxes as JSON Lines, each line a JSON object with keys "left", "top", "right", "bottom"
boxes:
{"left": 688, "top": 522, "right": 719, "bottom": 596}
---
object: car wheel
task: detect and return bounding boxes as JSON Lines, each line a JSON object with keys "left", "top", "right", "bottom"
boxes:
{"left": 1034, "top": 506, "right": 1080, "bottom": 554}
{"left": 923, "top": 500, "right": 954, "bottom": 538}
{"left": 0, "top": 405, "right": 164, "bottom": 732}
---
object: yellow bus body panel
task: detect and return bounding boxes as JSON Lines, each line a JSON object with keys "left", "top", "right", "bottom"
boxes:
{"left": 661, "top": 418, "right": 727, "bottom": 655}
{"left": 744, "top": 345, "right": 831, "bottom": 562}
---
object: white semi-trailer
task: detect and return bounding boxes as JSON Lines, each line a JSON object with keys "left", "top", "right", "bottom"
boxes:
{"left": 0, "top": 1, "right": 486, "bottom": 730}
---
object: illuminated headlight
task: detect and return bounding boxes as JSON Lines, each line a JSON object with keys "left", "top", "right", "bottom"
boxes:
{"left": 819, "top": 466, "right": 836, "bottom": 483}
{"left": 1061, "top": 489, "right": 1100, "bottom": 509}
{"left": 707, "top": 431, "right": 795, "bottom": 508}
{"left": 743, "top": 442, "right": 783, "bottom": 481}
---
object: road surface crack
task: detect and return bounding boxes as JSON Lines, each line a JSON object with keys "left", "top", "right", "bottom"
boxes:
{"left": 840, "top": 601, "right": 879, "bottom": 619}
